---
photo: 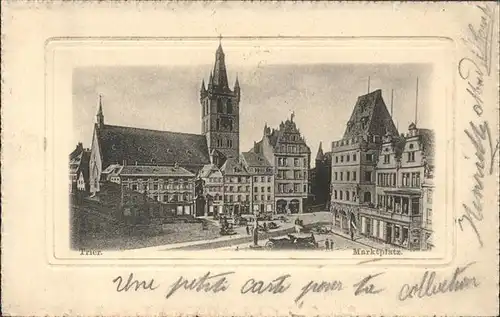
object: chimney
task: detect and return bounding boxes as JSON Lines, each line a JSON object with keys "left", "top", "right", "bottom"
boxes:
{"left": 122, "top": 159, "right": 127, "bottom": 166}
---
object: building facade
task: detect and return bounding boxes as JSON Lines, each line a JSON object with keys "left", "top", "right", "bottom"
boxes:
{"left": 252, "top": 115, "right": 311, "bottom": 214}
{"left": 220, "top": 157, "right": 252, "bottom": 216}
{"left": 119, "top": 164, "right": 196, "bottom": 217}
{"left": 330, "top": 89, "right": 435, "bottom": 250}
{"left": 241, "top": 151, "right": 275, "bottom": 214}
{"left": 197, "top": 163, "right": 225, "bottom": 217}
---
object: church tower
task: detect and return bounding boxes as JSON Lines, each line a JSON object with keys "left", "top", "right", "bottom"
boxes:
{"left": 200, "top": 41, "right": 240, "bottom": 163}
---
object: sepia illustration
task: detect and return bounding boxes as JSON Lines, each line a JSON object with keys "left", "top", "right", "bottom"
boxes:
{"left": 70, "top": 39, "right": 435, "bottom": 253}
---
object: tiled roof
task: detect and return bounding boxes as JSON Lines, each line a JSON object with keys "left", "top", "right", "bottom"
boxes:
{"left": 220, "top": 157, "right": 249, "bottom": 175}
{"left": 120, "top": 165, "right": 195, "bottom": 177}
{"left": 241, "top": 151, "right": 271, "bottom": 167}
{"left": 198, "top": 164, "right": 221, "bottom": 178}
{"left": 343, "top": 89, "right": 398, "bottom": 139}
{"left": 97, "top": 124, "right": 210, "bottom": 168}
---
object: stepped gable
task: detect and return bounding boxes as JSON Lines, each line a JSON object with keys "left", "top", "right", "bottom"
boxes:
{"left": 97, "top": 124, "right": 210, "bottom": 168}
{"left": 343, "top": 89, "right": 398, "bottom": 139}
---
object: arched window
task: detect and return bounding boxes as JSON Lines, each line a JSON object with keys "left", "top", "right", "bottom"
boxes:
{"left": 217, "top": 99, "right": 223, "bottom": 113}
{"left": 228, "top": 118, "right": 233, "bottom": 132}
{"left": 216, "top": 118, "right": 220, "bottom": 130}
{"left": 227, "top": 100, "right": 233, "bottom": 114}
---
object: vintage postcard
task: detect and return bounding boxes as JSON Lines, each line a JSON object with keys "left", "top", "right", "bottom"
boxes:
{"left": 2, "top": 2, "right": 499, "bottom": 316}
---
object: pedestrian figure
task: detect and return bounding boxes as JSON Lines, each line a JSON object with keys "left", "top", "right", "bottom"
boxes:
{"left": 350, "top": 230, "right": 354, "bottom": 241}
{"left": 246, "top": 224, "right": 250, "bottom": 235}
{"left": 325, "top": 238, "right": 330, "bottom": 250}
{"left": 330, "top": 239, "right": 334, "bottom": 250}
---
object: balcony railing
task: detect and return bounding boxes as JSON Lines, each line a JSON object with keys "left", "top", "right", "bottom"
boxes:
{"left": 359, "top": 207, "right": 422, "bottom": 223}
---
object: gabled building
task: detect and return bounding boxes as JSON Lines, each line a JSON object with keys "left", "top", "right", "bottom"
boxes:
{"left": 220, "top": 157, "right": 252, "bottom": 216}
{"left": 330, "top": 89, "right": 398, "bottom": 234}
{"left": 241, "top": 151, "right": 275, "bottom": 214}
{"left": 252, "top": 114, "right": 311, "bottom": 214}
{"left": 69, "top": 143, "right": 91, "bottom": 193}
{"left": 330, "top": 89, "right": 435, "bottom": 251}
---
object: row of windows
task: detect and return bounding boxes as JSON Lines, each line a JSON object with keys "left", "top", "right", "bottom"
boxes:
{"left": 129, "top": 183, "right": 193, "bottom": 191}
{"left": 376, "top": 195, "right": 420, "bottom": 215}
{"left": 253, "top": 176, "right": 272, "bottom": 183}
{"left": 277, "top": 157, "right": 306, "bottom": 167}
{"left": 334, "top": 171, "right": 357, "bottom": 181}
{"left": 207, "top": 185, "right": 272, "bottom": 193}
{"left": 382, "top": 152, "right": 416, "bottom": 164}
{"left": 377, "top": 173, "right": 397, "bottom": 187}
{"left": 125, "top": 193, "right": 193, "bottom": 203}
{"left": 202, "top": 99, "right": 234, "bottom": 116}
{"left": 333, "top": 189, "right": 356, "bottom": 202}
{"left": 276, "top": 170, "right": 306, "bottom": 180}
{"left": 277, "top": 184, "right": 307, "bottom": 194}
{"left": 224, "top": 194, "right": 250, "bottom": 203}
{"left": 254, "top": 186, "right": 272, "bottom": 193}
{"left": 254, "top": 195, "right": 272, "bottom": 201}
{"left": 335, "top": 153, "right": 357, "bottom": 163}
{"left": 122, "top": 178, "right": 192, "bottom": 183}
{"left": 251, "top": 167, "right": 273, "bottom": 174}
{"left": 277, "top": 144, "right": 306, "bottom": 153}
{"left": 208, "top": 177, "right": 223, "bottom": 183}
{"left": 215, "top": 138, "right": 234, "bottom": 148}
{"left": 225, "top": 185, "right": 250, "bottom": 193}
{"left": 402, "top": 172, "right": 421, "bottom": 187}
{"left": 225, "top": 176, "right": 251, "bottom": 183}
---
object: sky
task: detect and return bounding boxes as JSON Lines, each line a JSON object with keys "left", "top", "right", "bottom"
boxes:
{"left": 72, "top": 49, "right": 433, "bottom": 166}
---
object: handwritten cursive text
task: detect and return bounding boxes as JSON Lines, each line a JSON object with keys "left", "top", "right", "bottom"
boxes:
{"left": 165, "top": 271, "right": 234, "bottom": 299}
{"left": 398, "top": 262, "right": 479, "bottom": 301}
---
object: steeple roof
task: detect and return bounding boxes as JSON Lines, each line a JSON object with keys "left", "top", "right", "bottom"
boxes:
{"left": 316, "top": 142, "right": 324, "bottom": 161}
{"left": 211, "top": 43, "right": 230, "bottom": 91}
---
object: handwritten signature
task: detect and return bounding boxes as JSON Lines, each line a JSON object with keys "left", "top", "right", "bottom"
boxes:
{"left": 457, "top": 3, "right": 498, "bottom": 248}
{"left": 398, "top": 262, "right": 479, "bottom": 301}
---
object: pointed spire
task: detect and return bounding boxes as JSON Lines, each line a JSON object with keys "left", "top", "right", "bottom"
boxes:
{"left": 96, "top": 94, "right": 104, "bottom": 128}
{"left": 208, "top": 71, "right": 213, "bottom": 89}
{"left": 316, "top": 142, "right": 324, "bottom": 161}
{"left": 201, "top": 79, "right": 206, "bottom": 92}
{"left": 211, "top": 40, "right": 229, "bottom": 90}
{"left": 234, "top": 74, "right": 240, "bottom": 89}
